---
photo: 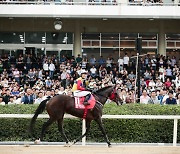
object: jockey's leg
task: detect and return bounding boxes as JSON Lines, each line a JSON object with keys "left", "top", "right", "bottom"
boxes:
{"left": 83, "top": 93, "right": 91, "bottom": 105}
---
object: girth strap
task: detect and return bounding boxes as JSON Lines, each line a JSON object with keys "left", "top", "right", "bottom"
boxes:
{"left": 83, "top": 107, "right": 88, "bottom": 119}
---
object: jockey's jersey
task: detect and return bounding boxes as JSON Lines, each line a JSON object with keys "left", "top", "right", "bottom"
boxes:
{"left": 72, "top": 77, "right": 88, "bottom": 92}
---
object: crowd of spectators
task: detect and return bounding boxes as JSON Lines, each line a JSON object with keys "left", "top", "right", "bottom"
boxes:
{"left": 0, "top": 52, "right": 179, "bottom": 106}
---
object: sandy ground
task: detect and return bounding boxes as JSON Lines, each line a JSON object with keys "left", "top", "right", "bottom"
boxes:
{"left": 0, "top": 145, "right": 180, "bottom": 154}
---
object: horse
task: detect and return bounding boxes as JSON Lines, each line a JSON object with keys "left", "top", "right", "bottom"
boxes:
{"left": 29, "top": 85, "right": 122, "bottom": 147}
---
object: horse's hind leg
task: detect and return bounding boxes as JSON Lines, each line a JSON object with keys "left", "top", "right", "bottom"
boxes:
{"left": 95, "top": 117, "right": 111, "bottom": 147}
{"left": 39, "top": 118, "right": 54, "bottom": 141}
{"left": 57, "top": 119, "right": 70, "bottom": 144}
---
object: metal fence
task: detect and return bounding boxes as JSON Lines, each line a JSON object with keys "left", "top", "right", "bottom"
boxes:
{"left": 0, "top": 114, "right": 179, "bottom": 146}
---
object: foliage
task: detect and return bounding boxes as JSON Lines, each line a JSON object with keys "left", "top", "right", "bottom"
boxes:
{"left": 0, "top": 104, "right": 180, "bottom": 143}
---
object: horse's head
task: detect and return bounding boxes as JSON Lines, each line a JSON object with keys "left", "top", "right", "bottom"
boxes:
{"left": 109, "top": 85, "right": 123, "bottom": 105}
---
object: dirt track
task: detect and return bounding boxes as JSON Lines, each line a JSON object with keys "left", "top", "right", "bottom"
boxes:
{"left": 1, "top": 145, "right": 180, "bottom": 154}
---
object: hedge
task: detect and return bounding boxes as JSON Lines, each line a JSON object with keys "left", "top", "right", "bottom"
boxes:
{"left": 0, "top": 104, "right": 180, "bottom": 143}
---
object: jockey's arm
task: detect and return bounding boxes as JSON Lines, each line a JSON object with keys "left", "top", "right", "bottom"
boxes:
{"left": 77, "top": 80, "right": 86, "bottom": 91}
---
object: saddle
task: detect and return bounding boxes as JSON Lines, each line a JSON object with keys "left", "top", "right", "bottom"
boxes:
{"left": 74, "top": 94, "right": 96, "bottom": 110}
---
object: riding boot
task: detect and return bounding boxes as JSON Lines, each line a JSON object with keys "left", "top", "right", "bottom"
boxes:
{"left": 83, "top": 94, "right": 91, "bottom": 106}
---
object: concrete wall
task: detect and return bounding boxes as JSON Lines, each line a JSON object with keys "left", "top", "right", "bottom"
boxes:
{"left": 0, "top": 5, "right": 180, "bottom": 19}
{"left": 0, "top": 18, "right": 180, "bottom": 34}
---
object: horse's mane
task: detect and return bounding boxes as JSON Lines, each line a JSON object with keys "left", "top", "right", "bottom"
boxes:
{"left": 96, "top": 86, "right": 114, "bottom": 93}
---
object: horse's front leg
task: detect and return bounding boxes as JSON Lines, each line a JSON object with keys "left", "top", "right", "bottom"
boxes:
{"left": 95, "top": 117, "right": 111, "bottom": 147}
{"left": 72, "top": 120, "right": 91, "bottom": 145}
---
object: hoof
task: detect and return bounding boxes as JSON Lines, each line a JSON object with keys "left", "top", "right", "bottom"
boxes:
{"left": 64, "top": 142, "right": 72, "bottom": 147}
{"left": 108, "top": 144, "right": 112, "bottom": 148}
{"left": 34, "top": 139, "right": 41, "bottom": 144}
{"left": 24, "top": 143, "right": 30, "bottom": 147}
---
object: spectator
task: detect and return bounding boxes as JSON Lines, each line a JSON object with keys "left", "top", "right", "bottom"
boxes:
{"left": 162, "top": 89, "right": 169, "bottom": 104}
{"left": 106, "top": 57, "right": 112, "bottom": 69}
{"left": 177, "top": 93, "right": 180, "bottom": 105}
{"left": 128, "top": 71, "right": 135, "bottom": 80}
{"left": 60, "top": 55, "right": 67, "bottom": 63}
{"left": 8, "top": 96, "right": 15, "bottom": 105}
{"left": 123, "top": 53, "right": 129, "bottom": 70}
{"left": 166, "top": 66, "right": 172, "bottom": 79}
{"left": 151, "top": 56, "right": 157, "bottom": 71}
{"left": 98, "top": 56, "right": 105, "bottom": 67}
{"left": 148, "top": 91, "right": 160, "bottom": 104}
{"left": 0, "top": 60, "right": 3, "bottom": 74}
{"left": 90, "top": 65, "right": 97, "bottom": 78}
{"left": 76, "top": 54, "right": 82, "bottom": 64}
{"left": 49, "top": 61, "right": 56, "bottom": 79}
{"left": 34, "top": 92, "right": 44, "bottom": 104}
{"left": 27, "top": 69, "right": 36, "bottom": 87}
{"left": 43, "top": 61, "right": 49, "bottom": 76}
{"left": 3, "top": 89, "right": 11, "bottom": 105}
{"left": 58, "top": 87, "right": 66, "bottom": 95}
{"left": 174, "top": 75, "right": 180, "bottom": 89}
{"left": 61, "top": 69, "right": 68, "bottom": 89}
{"left": 140, "top": 89, "right": 150, "bottom": 104}
{"left": 149, "top": 79, "right": 156, "bottom": 89}
{"left": 164, "top": 78, "right": 172, "bottom": 89}
{"left": 21, "top": 88, "right": 34, "bottom": 104}
{"left": 81, "top": 57, "right": 88, "bottom": 69}
{"left": 45, "top": 77, "right": 52, "bottom": 88}
{"left": 156, "top": 79, "right": 163, "bottom": 90}
{"left": 11, "top": 87, "right": 20, "bottom": 96}
{"left": 43, "top": 89, "right": 52, "bottom": 99}
{"left": 158, "top": 90, "right": 164, "bottom": 105}
{"left": 171, "top": 56, "right": 176, "bottom": 67}
{"left": 0, "top": 96, "right": 5, "bottom": 105}
{"left": 13, "top": 68, "right": 20, "bottom": 84}
{"left": 89, "top": 55, "right": 96, "bottom": 66}
{"left": 166, "top": 91, "right": 177, "bottom": 105}
{"left": 25, "top": 54, "right": 32, "bottom": 70}
{"left": 159, "top": 65, "right": 165, "bottom": 82}
{"left": 117, "top": 56, "right": 124, "bottom": 72}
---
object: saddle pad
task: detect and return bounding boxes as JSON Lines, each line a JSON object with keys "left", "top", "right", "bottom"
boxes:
{"left": 74, "top": 94, "right": 96, "bottom": 109}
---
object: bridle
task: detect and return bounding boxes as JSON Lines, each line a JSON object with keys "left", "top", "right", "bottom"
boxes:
{"left": 93, "top": 87, "right": 118, "bottom": 102}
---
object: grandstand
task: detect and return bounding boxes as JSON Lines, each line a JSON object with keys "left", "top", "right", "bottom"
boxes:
{"left": 0, "top": 1, "right": 180, "bottom": 59}
{"left": 0, "top": 0, "right": 179, "bottom": 105}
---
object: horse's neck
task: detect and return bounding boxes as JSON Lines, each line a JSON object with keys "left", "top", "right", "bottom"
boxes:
{"left": 97, "top": 90, "right": 112, "bottom": 105}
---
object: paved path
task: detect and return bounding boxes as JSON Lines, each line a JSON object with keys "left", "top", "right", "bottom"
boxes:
{"left": 0, "top": 145, "right": 180, "bottom": 154}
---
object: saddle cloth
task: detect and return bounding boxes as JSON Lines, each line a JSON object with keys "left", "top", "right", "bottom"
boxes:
{"left": 74, "top": 94, "right": 96, "bottom": 109}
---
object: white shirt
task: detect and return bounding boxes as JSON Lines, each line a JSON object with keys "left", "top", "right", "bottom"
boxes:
{"left": 90, "top": 68, "right": 97, "bottom": 74}
{"left": 123, "top": 56, "right": 129, "bottom": 65}
{"left": 43, "top": 63, "right": 49, "bottom": 71}
{"left": 162, "top": 94, "right": 169, "bottom": 104}
{"left": 13, "top": 98, "right": 22, "bottom": 104}
{"left": 149, "top": 81, "right": 156, "bottom": 87}
{"left": 49, "top": 63, "right": 55, "bottom": 71}
{"left": 118, "top": 58, "right": 124, "bottom": 65}
{"left": 0, "top": 102, "right": 5, "bottom": 105}
{"left": 34, "top": 97, "right": 44, "bottom": 104}
{"left": 140, "top": 95, "right": 150, "bottom": 104}
{"left": 13, "top": 70, "right": 20, "bottom": 78}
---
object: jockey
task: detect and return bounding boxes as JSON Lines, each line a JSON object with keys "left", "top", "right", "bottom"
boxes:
{"left": 73, "top": 69, "right": 91, "bottom": 105}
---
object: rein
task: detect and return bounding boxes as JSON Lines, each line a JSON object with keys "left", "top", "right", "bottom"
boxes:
{"left": 92, "top": 87, "right": 117, "bottom": 102}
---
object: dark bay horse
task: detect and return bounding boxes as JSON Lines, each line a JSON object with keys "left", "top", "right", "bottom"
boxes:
{"left": 29, "top": 85, "right": 122, "bottom": 147}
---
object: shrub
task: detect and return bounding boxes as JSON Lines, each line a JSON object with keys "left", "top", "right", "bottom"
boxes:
{"left": 0, "top": 104, "right": 180, "bottom": 143}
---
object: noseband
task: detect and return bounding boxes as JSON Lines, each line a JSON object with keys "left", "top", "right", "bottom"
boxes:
{"left": 109, "top": 89, "right": 117, "bottom": 101}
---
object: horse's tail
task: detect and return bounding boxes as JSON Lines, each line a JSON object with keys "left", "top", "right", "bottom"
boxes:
{"left": 29, "top": 98, "right": 50, "bottom": 135}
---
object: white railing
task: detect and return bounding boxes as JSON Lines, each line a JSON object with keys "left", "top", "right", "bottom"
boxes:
{"left": 0, "top": 1, "right": 179, "bottom": 6}
{"left": 0, "top": 114, "right": 179, "bottom": 146}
